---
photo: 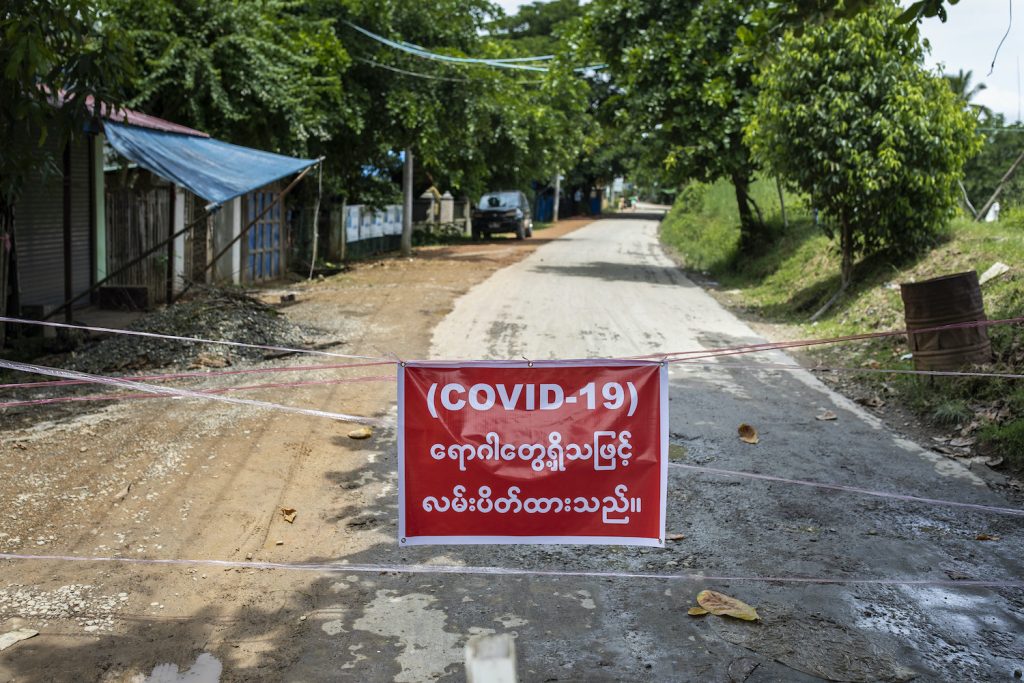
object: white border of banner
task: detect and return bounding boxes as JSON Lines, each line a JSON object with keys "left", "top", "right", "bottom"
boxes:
{"left": 397, "top": 360, "right": 668, "bottom": 547}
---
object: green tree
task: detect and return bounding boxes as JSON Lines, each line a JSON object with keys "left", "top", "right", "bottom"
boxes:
{"left": 1, "top": 0, "right": 131, "bottom": 204}
{"left": 332, "top": 0, "right": 588, "bottom": 202}
{"left": 490, "top": 0, "right": 579, "bottom": 56}
{"left": 583, "top": 0, "right": 768, "bottom": 250}
{"left": 746, "top": 2, "right": 980, "bottom": 292}
{"left": 102, "top": 0, "right": 350, "bottom": 158}
{"left": 944, "top": 69, "right": 991, "bottom": 119}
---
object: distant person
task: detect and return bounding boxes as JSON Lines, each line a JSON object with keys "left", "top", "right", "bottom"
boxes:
{"left": 573, "top": 188, "right": 584, "bottom": 216}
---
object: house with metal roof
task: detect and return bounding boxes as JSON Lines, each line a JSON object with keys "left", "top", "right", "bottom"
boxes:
{"left": 6, "top": 99, "right": 320, "bottom": 330}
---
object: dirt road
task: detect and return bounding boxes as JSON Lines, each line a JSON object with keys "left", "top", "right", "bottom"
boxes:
{"left": 3, "top": 215, "right": 1023, "bottom": 681}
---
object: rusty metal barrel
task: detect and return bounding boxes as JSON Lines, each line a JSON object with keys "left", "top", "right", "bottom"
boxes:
{"left": 900, "top": 271, "right": 992, "bottom": 371}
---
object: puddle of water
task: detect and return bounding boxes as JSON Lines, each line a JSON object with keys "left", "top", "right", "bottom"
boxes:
{"left": 134, "top": 653, "right": 222, "bottom": 683}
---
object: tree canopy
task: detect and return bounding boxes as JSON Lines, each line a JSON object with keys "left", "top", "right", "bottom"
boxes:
{"left": 583, "top": 0, "right": 768, "bottom": 249}
{"left": 747, "top": 2, "right": 980, "bottom": 288}
{"left": 1, "top": 0, "right": 132, "bottom": 204}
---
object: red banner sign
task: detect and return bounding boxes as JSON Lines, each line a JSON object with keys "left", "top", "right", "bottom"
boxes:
{"left": 398, "top": 361, "right": 667, "bottom": 546}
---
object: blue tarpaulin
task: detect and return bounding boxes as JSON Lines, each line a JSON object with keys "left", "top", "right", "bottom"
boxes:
{"left": 104, "top": 122, "right": 319, "bottom": 208}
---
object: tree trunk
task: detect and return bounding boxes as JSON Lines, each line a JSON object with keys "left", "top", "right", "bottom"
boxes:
{"left": 732, "top": 172, "right": 758, "bottom": 252}
{"left": 775, "top": 177, "right": 788, "bottom": 228}
{"left": 840, "top": 215, "right": 853, "bottom": 289}
{"left": 975, "top": 147, "right": 1024, "bottom": 222}
{"left": 810, "top": 214, "right": 853, "bottom": 322}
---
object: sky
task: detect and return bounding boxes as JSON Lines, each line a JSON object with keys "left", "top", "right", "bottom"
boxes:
{"left": 493, "top": 0, "right": 1023, "bottom": 123}
{"left": 918, "top": 0, "right": 1023, "bottom": 122}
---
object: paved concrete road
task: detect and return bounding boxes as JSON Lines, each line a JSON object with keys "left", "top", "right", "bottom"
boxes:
{"left": 281, "top": 216, "right": 1022, "bottom": 682}
{"left": 412, "top": 216, "right": 1023, "bottom": 681}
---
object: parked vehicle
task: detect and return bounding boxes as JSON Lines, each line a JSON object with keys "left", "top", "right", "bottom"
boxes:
{"left": 471, "top": 190, "right": 533, "bottom": 240}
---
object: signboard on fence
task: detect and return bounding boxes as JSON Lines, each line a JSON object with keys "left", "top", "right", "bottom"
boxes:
{"left": 398, "top": 361, "right": 667, "bottom": 546}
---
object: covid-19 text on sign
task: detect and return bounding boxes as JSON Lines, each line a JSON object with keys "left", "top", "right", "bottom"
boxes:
{"left": 398, "top": 361, "right": 667, "bottom": 546}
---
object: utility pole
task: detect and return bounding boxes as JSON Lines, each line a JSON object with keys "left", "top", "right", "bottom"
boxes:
{"left": 402, "top": 148, "right": 414, "bottom": 256}
{"left": 552, "top": 172, "right": 561, "bottom": 223}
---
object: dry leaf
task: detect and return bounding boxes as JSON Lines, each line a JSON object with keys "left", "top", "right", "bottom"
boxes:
{"left": 855, "top": 396, "right": 885, "bottom": 408}
{"left": 815, "top": 410, "right": 838, "bottom": 421}
{"left": 667, "top": 533, "right": 686, "bottom": 541}
{"left": 696, "top": 590, "right": 760, "bottom": 621}
{"left": 113, "top": 483, "right": 132, "bottom": 502}
{"left": 975, "top": 533, "right": 1000, "bottom": 541}
{"left": 687, "top": 607, "right": 709, "bottom": 616}
{"left": 347, "top": 426, "right": 373, "bottom": 440}
{"left": 737, "top": 424, "right": 759, "bottom": 445}
{"left": 280, "top": 508, "right": 297, "bottom": 523}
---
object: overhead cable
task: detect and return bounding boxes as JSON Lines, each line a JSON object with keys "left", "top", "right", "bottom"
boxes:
{"left": 344, "top": 21, "right": 549, "bottom": 72}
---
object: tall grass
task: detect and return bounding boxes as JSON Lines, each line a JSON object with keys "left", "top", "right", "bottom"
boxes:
{"left": 660, "top": 177, "right": 1024, "bottom": 468}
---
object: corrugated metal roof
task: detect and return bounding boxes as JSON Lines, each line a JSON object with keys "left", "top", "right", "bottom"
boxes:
{"left": 86, "top": 96, "right": 209, "bottom": 138}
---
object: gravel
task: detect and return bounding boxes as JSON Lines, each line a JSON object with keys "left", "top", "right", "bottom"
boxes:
{"left": 64, "top": 287, "right": 313, "bottom": 374}
{"left": 0, "top": 584, "right": 126, "bottom": 632}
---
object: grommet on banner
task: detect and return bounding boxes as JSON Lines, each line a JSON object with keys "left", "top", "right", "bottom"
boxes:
{"left": 521, "top": 356, "right": 534, "bottom": 367}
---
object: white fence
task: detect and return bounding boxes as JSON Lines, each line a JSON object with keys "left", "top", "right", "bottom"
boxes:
{"left": 345, "top": 204, "right": 403, "bottom": 244}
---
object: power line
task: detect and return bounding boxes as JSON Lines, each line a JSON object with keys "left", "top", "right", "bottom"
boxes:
{"left": 353, "top": 57, "right": 473, "bottom": 82}
{"left": 344, "top": 21, "right": 550, "bottom": 72}
{"left": 352, "top": 56, "right": 547, "bottom": 87}
{"left": 343, "top": 20, "right": 607, "bottom": 75}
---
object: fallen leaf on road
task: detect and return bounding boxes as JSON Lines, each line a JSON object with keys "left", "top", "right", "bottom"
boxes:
{"left": 113, "top": 482, "right": 132, "bottom": 502}
{"left": 975, "top": 533, "right": 1000, "bottom": 541}
{"left": 348, "top": 426, "right": 373, "bottom": 440}
{"left": 189, "top": 352, "right": 230, "bottom": 369}
{"left": 280, "top": 508, "right": 297, "bottom": 523}
{"left": 696, "top": 590, "right": 760, "bottom": 621}
{"left": 815, "top": 410, "right": 838, "bottom": 421}
{"left": 0, "top": 629, "right": 38, "bottom": 652}
{"left": 738, "top": 424, "right": 759, "bottom": 445}
{"left": 855, "top": 396, "right": 885, "bottom": 408}
{"left": 687, "top": 607, "right": 710, "bottom": 616}
{"left": 667, "top": 533, "right": 686, "bottom": 541}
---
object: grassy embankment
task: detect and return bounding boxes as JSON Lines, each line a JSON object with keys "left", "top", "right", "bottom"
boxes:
{"left": 660, "top": 178, "right": 1024, "bottom": 468}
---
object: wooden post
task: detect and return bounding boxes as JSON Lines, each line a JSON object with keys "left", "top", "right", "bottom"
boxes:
{"left": 174, "top": 164, "right": 314, "bottom": 302}
{"left": 975, "top": 147, "right": 1024, "bottom": 221}
{"left": 552, "top": 172, "right": 561, "bottom": 223}
{"left": 166, "top": 184, "right": 176, "bottom": 303}
{"left": 402, "top": 148, "right": 413, "bottom": 256}
{"left": 62, "top": 143, "right": 73, "bottom": 323}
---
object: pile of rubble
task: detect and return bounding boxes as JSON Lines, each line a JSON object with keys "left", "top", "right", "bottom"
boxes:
{"left": 66, "top": 287, "right": 311, "bottom": 373}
